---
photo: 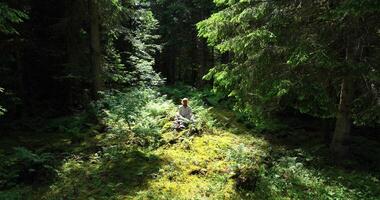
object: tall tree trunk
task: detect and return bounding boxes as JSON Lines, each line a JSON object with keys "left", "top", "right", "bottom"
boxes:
{"left": 193, "top": 38, "right": 201, "bottom": 86}
{"left": 66, "top": 0, "right": 82, "bottom": 107}
{"left": 164, "top": 47, "right": 176, "bottom": 85}
{"left": 197, "top": 38, "right": 207, "bottom": 87}
{"left": 330, "top": 76, "right": 353, "bottom": 156}
{"left": 16, "top": 46, "right": 27, "bottom": 118}
{"left": 170, "top": 47, "right": 177, "bottom": 84}
{"left": 89, "top": 0, "right": 103, "bottom": 98}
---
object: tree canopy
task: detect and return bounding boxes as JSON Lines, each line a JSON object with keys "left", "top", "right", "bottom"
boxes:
{"left": 198, "top": 0, "right": 380, "bottom": 152}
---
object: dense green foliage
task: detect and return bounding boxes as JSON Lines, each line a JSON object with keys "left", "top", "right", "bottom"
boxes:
{"left": 151, "top": 0, "right": 215, "bottom": 85}
{"left": 0, "top": 0, "right": 379, "bottom": 199}
{"left": 0, "top": 3, "right": 27, "bottom": 117}
{"left": 1, "top": 87, "right": 379, "bottom": 199}
{"left": 198, "top": 0, "right": 380, "bottom": 129}
{"left": 0, "top": 2, "right": 28, "bottom": 34}
{"left": 0, "top": 0, "right": 162, "bottom": 117}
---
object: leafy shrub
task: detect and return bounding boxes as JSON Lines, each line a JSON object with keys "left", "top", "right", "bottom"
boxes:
{"left": 41, "top": 88, "right": 172, "bottom": 197}
{"left": 95, "top": 87, "right": 178, "bottom": 149}
{"left": 0, "top": 147, "right": 55, "bottom": 189}
{"left": 95, "top": 89, "right": 151, "bottom": 127}
{"left": 44, "top": 149, "right": 161, "bottom": 199}
{"left": 235, "top": 108, "right": 287, "bottom": 132}
{"left": 253, "top": 149, "right": 380, "bottom": 200}
{"left": 41, "top": 113, "right": 91, "bottom": 142}
{"left": 226, "top": 144, "right": 256, "bottom": 171}
{"left": 0, "top": 188, "right": 25, "bottom": 200}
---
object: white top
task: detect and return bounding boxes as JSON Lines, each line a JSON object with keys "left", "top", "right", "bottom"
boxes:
{"left": 178, "top": 105, "right": 193, "bottom": 120}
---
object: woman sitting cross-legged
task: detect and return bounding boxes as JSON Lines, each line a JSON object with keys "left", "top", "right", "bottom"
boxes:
{"left": 173, "top": 98, "right": 195, "bottom": 131}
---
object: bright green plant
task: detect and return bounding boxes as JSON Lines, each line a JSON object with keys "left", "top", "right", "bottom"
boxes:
{"left": 0, "top": 147, "right": 55, "bottom": 189}
{"left": 253, "top": 149, "right": 380, "bottom": 200}
{"left": 95, "top": 87, "right": 177, "bottom": 149}
{"left": 102, "top": 0, "right": 163, "bottom": 88}
{"left": 0, "top": 2, "right": 28, "bottom": 34}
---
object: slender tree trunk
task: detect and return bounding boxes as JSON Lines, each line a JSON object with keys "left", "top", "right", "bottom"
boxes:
{"left": 66, "top": 0, "right": 82, "bottom": 107}
{"left": 164, "top": 47, "right": 176, "bottom": 85}
{"left": 16, "top": 47, "right": 27, "bottom": 118}
{"left": 197, "top": 39, "right": 208, "bottom": 87}
{"left": 330, "top": 76, "right": 353, "bottom": 156}
{"left": 193, "top": 38, "right": 202, "bottom": 86}
{"left": 171, "top": 48, "right": 177, "bottom": 84}
{"left": 89, "top": 0, "right": 103, "bottom": 98}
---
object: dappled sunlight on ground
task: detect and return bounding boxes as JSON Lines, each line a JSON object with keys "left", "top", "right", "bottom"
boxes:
{"left": 129, "top": 123, "right": 268, "bottom": 199}
{"left": 122, "top": 101, "right": 271, "bottom": 199}
{"left": 1, "top": 87, "right": 379, "bottom": 199}
{"left": 43, "top": 150, "right": 163, "bottom": 199}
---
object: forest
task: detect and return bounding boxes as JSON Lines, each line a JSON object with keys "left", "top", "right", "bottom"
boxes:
{"left": 0, "top": 0, "right": 379, "bottom": 199}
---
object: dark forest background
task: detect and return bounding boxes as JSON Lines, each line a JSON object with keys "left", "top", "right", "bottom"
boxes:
{"left": 0, "top": 0, "right": 217, "bottom": 119}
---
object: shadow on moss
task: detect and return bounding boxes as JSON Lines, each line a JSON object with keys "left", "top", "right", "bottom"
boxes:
{"left": 43, "top": 150, "right": 162, "bottom": 199}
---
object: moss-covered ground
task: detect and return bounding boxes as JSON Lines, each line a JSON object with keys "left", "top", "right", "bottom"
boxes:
{"left": 129, "top": 107, "right": 269, "bottom": 199}
{"left": 0, "top": 86, "right": 379, "bottom": 199}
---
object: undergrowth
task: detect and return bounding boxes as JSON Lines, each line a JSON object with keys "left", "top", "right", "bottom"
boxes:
{"left": 0, "top": 86, "right": 379, "bottom": 199}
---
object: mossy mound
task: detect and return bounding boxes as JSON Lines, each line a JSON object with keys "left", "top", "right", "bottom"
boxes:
{"left": 129, "top": 119, "right": 269, "bottom": 199}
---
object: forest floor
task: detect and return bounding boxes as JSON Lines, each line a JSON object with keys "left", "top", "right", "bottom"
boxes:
{"left": 0, "top": 86, "right": 380, "bottom": 199}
